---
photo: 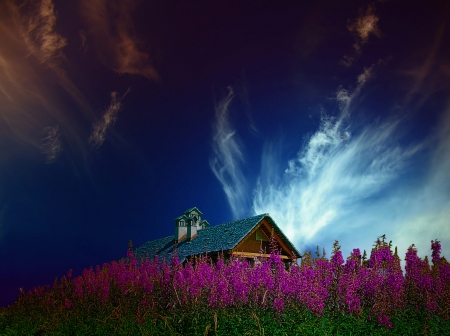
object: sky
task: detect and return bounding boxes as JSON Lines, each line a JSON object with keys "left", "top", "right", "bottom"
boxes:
{"left": 1, "top": 0, "right": 449, "bottom": 307}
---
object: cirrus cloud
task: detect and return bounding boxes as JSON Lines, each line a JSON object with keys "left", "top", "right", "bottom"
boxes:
{"left": 80, "top": 0, "right": 160, "bottom": 81}
{"left": 210, "top": 87, "right": 249, "bottom": 219}
{"left": 89, "top": 89, "right": 130, "bottom": 149}
{"left": 211, "top": 65, "right": 449, "bottom": 269}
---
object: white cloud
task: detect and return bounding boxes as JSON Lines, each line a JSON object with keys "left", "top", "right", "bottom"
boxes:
{"left": 211, "top": 66, "right": 450, "bottom": 269}
{"left": 252, "top": 75, "right": 449, "bottom": 266}
{"left": 210, "top": 87, "right": 249, "bottom": 219}
{"left": 254, "top": 113, "right": 425, "bottom": 253}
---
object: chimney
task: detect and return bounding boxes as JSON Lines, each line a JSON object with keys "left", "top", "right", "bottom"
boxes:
{"left": 186, "top": 216, "right": 198, "bottom": 241}
{"left": 174, "top": 216, "right": 187, "bottom": 243}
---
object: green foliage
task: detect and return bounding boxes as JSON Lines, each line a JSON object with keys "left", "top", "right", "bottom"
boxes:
{"left": 1, "top": 302, "right": 449, "bottom": 335}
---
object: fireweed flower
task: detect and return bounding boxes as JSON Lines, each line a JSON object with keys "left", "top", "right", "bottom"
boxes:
{"left": 362, "top": 236, "right": 404, "bottom": 328}
{"left": 20, "top": 236, "right": 449, "bottom": 330}
{"left": 327, "top": 241, "right": 344, "bottom": 313}
{"left": 273, "top": 297, "right": 284, "bottom": 314}
{"left": 227, "top": 259, "right": 250, "bottom": 305}
{"left": 431, "top": 239, "right": 442, "bottom": 265}
{"left": 336, "top": 249, "right": 365, "bottom": 315}
{"left": 405, "top": 244, "right": 431, "bottom": 309}
{"left": 427, "top": 239, "right": 450, "bottom": 317}
{"left": 331, "top": 241, "right": 344, "bottom": 275}
{"left": 293, "top": 257, "right": 328, "bottom": 316}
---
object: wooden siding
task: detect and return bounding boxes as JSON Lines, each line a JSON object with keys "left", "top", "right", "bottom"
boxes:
{"left": 236, "top": 239, "right": 267, "bottom": 253}
{"left": 233, "top": 218, "right": 294, "bottom": 259}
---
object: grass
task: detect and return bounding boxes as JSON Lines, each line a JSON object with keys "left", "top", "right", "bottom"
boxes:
{"left": 1, "top": 301, "right": 449, "bottom": 335}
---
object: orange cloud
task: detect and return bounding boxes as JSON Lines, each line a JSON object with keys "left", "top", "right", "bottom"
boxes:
{"left": 342, "top": 4, "right": 381, "bottom": 67}
{"left": 25, "top": 0, "right": 68, "bottom": 64}
{"left": 348, "top": 4, "right": 381, "bottom": 52}
{"left": 80, "top": 0, "right": 159, "bottom": 81}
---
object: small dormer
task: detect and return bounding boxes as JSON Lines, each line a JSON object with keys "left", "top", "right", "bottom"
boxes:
{"left": 200, "top": 220, "right": 210, "bottom": 230}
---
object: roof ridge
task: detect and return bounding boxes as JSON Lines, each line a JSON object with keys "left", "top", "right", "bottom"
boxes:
{"left": 214, "top": 213, "right": 266, "bottom": 226}
{"left": 142, "top": 213, "right": 267, "bottom": 241}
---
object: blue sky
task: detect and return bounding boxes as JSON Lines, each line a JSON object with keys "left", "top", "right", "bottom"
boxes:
{"left": 0, "top": 0, "right": 449, "bottom": 307}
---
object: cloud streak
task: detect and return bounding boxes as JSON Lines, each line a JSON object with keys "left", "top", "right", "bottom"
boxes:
{"left": 80, "top": 0, "right": 159, "bottom": 81}
{"left": 22, "top": 0, "right": 68, "bottom": 64}
{"left": 89, "top": 89, "right": 130, "bottom": 149}
{"left": 210, "top": 87, "right": 249, "bottom": 219}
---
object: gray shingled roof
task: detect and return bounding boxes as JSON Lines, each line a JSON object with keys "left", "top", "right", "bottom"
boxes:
{"left": 135, "top": 214, "right": 300, "bottom": 263}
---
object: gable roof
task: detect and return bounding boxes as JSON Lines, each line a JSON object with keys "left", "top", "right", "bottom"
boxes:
{"left": 135, "top": 214, "right": 300, "bottom": 263}
{"left": 184, "top": 207, "right": 203, "bottom": 215}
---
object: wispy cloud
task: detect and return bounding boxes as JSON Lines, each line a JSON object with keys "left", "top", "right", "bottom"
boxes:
{"left": 210, "top": 87, "right": 249, "bottom": 219}
{"left": 0, "top": 0, "right": 134, "bottom": 164}
{"left": 41, "top": 126, "right": 62, "bottom": 163}
{"left": 391, "top": 106, "right": 450, "bottom": 267}
{"left": 89, "top": 89, "right": 130, "bottom": 149}
{"left": 80, "top": 0, "right": 159, "bottom": 81}
{"left": 22, "top": 0, "right": 68, "bottom": 64}
{"left": 402, "top": 23, "right": 445, "bottom": 107}
{"left": 0, "top": 0, "right": 93, "bottom": 163}
{"left": 251, "top": 66, "right": 449, "bottom": 264}
{"left": 211, "top": 66, "right": 449, "bottom": 267}
{"left": 342, "top": 4, "right": 381, "bottom": 67}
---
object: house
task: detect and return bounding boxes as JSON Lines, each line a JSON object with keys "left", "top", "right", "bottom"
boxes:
{"left": 135, "top": 207, "right": 301, "bottom": 266}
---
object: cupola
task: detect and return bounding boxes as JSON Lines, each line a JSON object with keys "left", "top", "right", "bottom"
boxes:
{"left": 174, "top": 207, "right": 207, "bottom": 243}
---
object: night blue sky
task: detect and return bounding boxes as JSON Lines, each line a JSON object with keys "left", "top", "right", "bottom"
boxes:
{"left": 1, "top": 0, "right": 449, "bottom": 307}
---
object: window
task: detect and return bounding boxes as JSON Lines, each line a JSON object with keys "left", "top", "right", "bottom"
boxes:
{"left": 255, "top": 229, "right": 268, "bottom": 241}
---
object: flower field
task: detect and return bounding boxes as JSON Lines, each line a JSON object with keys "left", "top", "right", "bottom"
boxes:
{"left": 1, "top": 236, "right": 449, "bottom": 335}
